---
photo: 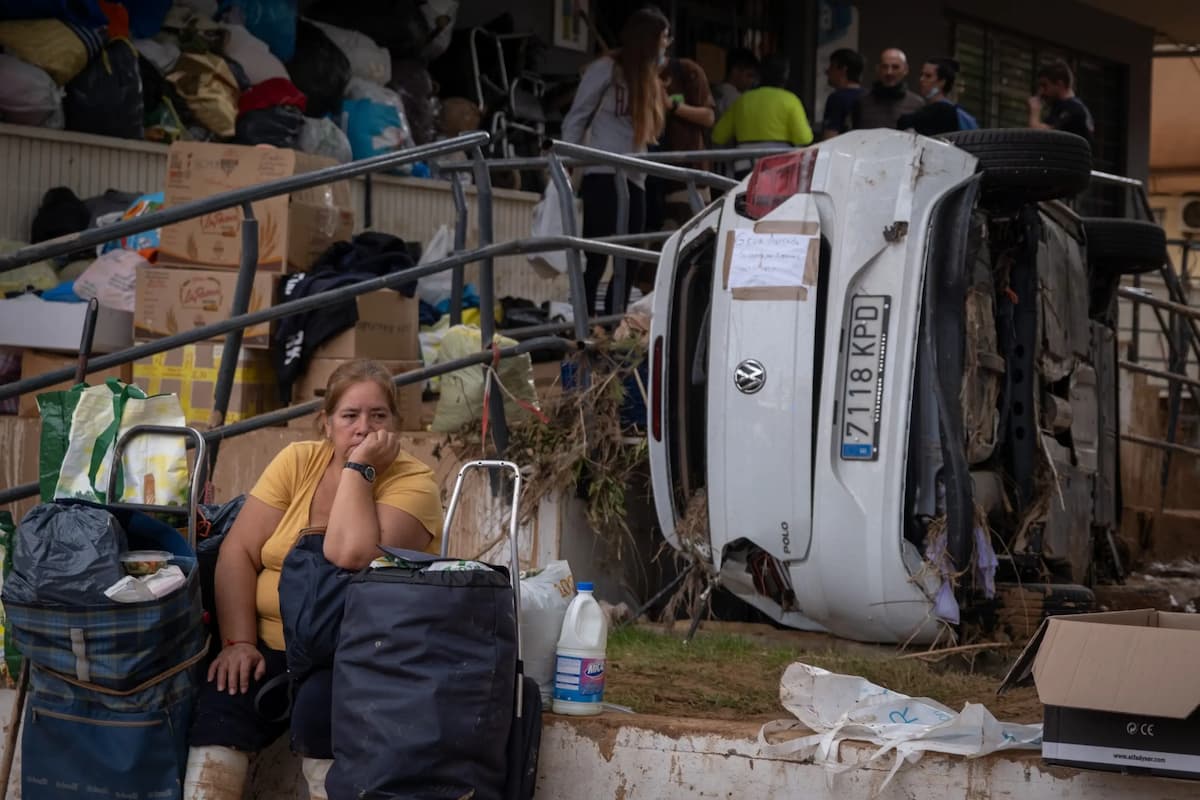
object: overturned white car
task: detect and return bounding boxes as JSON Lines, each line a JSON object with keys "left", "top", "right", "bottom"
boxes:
{"left": 648, "top": 129, "right": 1167, "bottom": 644}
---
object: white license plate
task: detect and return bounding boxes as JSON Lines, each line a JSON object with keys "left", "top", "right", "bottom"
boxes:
{"left": 840, "top": 295, "right": 891, "bottom": 461}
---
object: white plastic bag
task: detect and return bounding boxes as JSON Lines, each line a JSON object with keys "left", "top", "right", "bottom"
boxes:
{"left": 73, "top": 250, "right": 149, "bottom": 313}
{"left": 53, "top": 382, "right": 190, "bottom": 507}
{"left": 527, "top": 181, "right": 581, "bottom": 279}
{"left": 309, "top": 20, "right": 391, "bottom": 85}
{"left": 341, "top": 77, "right": 415, "bottom": 173}
{"left": 298, "top": 116, "right": 353, "bottom": 163}
{"left": 0, "top": 54, "right": 63, "bottom": 128}
{"left": 298, "top": 117, "right": 353, "bottom": 163}
{"left": 221, "top": 23, "right": 288, "bottom": 85}
{"left": 519, "top": 560, "right": 575, "bottom": 702}
{"left": 416, "top": 224, "right": 455, "bottom": 306}
{"left": 759, "top": 663, "right": 1042, "bottom": 791}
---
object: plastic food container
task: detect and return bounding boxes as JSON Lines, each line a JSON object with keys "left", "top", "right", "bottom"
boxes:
{"left": 120, "top": 550, "right": 173, "bottom": 576}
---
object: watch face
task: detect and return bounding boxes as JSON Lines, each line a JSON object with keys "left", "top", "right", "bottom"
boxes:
{"left": 363, "top": 465, "right": 376, "bottom": 481}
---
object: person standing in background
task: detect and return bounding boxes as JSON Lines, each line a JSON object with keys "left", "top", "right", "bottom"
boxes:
{"left": 645, "top": 54, "right": 716, "bottom": 234}
{"left": 852, "top": 48, "right": 923, "bottom": 130}
{"left": 897, "top": 57, "right": 976, "bottom": 136}
{"left": 561, "top": 7, "right": 669, "bottom": 315}
{"left": 713, "top": 47, "right": 759, "bottom": 119}
{"left": 1028, "top": 59, "right": 1094, "bottom": 146}
{"left": 821, "top": 48, "right": 864, "bottom": 139}
{"left": 712, "top": 54, "right": 813, "bottom": 179}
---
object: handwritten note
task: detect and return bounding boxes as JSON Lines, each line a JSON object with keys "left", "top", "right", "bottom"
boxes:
{"left": 727, "top": 230, "right": 816, "bottom": 290}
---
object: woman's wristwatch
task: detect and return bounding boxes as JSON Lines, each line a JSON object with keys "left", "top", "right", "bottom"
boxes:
{"left": 344, "top": 461, "right": 376, "bottom": 483}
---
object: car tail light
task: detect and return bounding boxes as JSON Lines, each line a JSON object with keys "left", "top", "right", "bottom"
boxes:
{"left": 651, "top": 335, "right": 664, "bottom": 442}
{"left": 745, "top": 148, "right": 819, "bottom": 219}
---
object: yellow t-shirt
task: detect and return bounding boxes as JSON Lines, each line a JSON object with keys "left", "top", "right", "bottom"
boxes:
{"left": 250, "top": 440, "right": 444, "bottom": 650}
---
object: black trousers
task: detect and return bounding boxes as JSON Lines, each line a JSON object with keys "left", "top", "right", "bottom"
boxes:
{"left": 580, "top": 173, "right": 646, "bottom": 316}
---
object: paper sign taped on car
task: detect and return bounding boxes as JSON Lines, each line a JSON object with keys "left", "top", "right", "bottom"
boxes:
{"left": 723, "top": 224, "right": 819, "bottom": 301}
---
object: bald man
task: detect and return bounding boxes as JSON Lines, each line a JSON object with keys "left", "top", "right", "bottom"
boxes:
{"left": 851, "top": 48, "right": 924, "bottom": 130}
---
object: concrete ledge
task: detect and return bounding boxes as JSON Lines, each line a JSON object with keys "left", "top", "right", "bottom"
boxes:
{"left": 534, "top": 713, "right": 1200, "bottom": 799}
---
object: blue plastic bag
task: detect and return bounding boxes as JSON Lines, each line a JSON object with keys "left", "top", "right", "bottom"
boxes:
{"left": 222, "top": 0, "right": 297, "bottom": 61}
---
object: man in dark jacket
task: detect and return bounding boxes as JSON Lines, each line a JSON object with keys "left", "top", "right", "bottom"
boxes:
{"left": 851, "top": 48, "right": 923, "bottom": 130}
{"left": 1028, "top": 59, "right": 1094, "bottom": 146}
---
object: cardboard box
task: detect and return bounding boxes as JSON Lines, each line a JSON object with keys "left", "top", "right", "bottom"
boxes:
{"left": 134, "top": 266, "right": 279, "bottom": 348}
{"left": 1001, "top": 609, "right": 1200, "bottom": 780}
{"left": 158, "top": 142, "right": 355, "bottom": 273}
{"left": 313, "top": 290, "right": 420, "bottom": 361}
{"left": 0, "top": 294, "right": 133, "bottom": 353}
{"left": 133, "top": 343, "right": 279, "bottom": 428}
{"left": 17, "top": 349, "right": 133, "bottom": 417}
{"left": 289, "top": 358, "right": 424, "bottom": 431}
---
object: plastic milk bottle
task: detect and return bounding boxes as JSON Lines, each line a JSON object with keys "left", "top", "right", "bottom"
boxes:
{"left": 551, "top": 582, "right": 608, "bottom": 715}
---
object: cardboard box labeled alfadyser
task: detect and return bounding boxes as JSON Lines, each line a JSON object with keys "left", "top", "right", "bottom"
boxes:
{"left": 1002, "top": 609, "right": 1200, "bottom": 781}
{"left": 158, "top": 142, "right": 354, "bottom": 273}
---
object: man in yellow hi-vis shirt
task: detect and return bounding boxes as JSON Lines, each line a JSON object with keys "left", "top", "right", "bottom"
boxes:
{"left": 712, "top": 54, "right": 814, "bottom": 178}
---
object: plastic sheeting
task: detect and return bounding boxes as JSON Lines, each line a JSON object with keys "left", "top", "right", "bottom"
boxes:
{"left": 759, "top": 663, "right": 1041, "bottom": 791}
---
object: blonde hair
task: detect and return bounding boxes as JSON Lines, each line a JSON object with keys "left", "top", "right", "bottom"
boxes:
{"left": 617, "top": 8, "right": 668, "bottom": 150}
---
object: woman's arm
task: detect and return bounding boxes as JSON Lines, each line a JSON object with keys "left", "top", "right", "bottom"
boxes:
{"left": 324, "top": 431, "right": 433, "bottom": 569}
{"left": 561, "top": 58, "right": 612, "bottom": 145}
{"left": 208, "top": 496, "right": 284, "bottom": 693}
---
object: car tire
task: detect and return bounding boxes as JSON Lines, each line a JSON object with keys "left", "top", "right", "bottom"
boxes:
{"left": 1082, "top": 217, "right": 1167, "bottom": 275}
{"left": 940, "top": 129, "right": 1092, "bottom": 202}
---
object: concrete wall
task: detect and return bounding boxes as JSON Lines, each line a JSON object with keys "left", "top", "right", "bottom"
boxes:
{"left": 851, "top": 0, "right": 1154, "bottom": 179}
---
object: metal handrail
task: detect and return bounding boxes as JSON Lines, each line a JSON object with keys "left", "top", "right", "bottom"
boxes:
{"left": 0, "top": 335, "right": 576, "bottom": 507}
{"left": 549, "top": 140, "right": 738, "bottom": 191}
{"left": 0, "top": 132, "right": 490, "bottom": 274}
{"left": 0, "top": 233, "right": 658, "bottom": 403}
{"left": 1118, "top": 286, "right": 1200, "bottom": 322}
{"left": 433, "top": 145, "right": 791, "bottom": 174}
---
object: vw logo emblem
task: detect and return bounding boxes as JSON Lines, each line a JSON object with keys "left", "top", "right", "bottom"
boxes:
{"left": 734, "top": 359, "right": 766, "bottom": 394}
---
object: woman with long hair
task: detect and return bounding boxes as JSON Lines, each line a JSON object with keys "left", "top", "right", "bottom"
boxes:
{"left": 561, "top": 7, "right": 669, "bottom": 315}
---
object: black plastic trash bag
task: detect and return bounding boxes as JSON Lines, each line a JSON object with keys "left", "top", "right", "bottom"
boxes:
{"left": 286, "top": 20, "right": 349, "bottom": 119}
{"left": 235, "top": 104, "right": 305, "bottom": 148}
{"left": 64, "top": 39, "right": 144, "bottom": 140}
{"left": 4, "top": 503, "right": 128, "bottom": 606}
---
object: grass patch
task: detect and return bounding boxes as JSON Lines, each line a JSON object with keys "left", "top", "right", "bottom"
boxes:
{"left": 604, "top": 625, "right": 1039, "bottom": 722}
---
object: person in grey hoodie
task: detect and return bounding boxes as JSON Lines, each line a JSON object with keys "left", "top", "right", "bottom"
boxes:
{"left": 561, "top": 6, "right": 670, "bottom": 315}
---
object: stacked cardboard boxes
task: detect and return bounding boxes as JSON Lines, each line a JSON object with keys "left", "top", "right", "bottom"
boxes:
{"left": 133, "top": 141, "right": 358, "bottom": 428}
{"left": 131, "top": 140, "right": 427, "bottom": 431}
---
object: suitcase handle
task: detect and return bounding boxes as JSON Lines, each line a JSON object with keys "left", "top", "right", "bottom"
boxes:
{"left": 441, "top": 459, "right": 524, "bottom": 641}
{"left": 104, "top": 424, "right": 209, "bottom": 548}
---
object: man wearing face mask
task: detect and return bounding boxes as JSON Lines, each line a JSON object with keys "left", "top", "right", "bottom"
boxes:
{"left": 897, "top": 57, "right": 977, "bottom": 136}
{"left": 851, "top": 48, "right": 924, "bottom": 130}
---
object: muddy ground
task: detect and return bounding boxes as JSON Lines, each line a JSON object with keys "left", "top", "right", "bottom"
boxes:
{"left": 604, "top": 621, "right": 1044, "bottom": 725}
{"left": 604, "top": 565, "right": 1200, "bottom": 726}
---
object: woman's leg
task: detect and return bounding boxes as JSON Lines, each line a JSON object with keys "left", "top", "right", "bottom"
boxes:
{"left": 183, "top": 747, "right": 250, "bottom": 800}
{"left": 581, "top": 173, "right": 618, "bottom": 317}
{"left": 603, "top": 180, "right": 647, "bottom": 314}
{"left": 185, "top": 644, "right": 290, "bottom": 800}
{"left": 291, "top": 667, "right": 335, "bottom": 799}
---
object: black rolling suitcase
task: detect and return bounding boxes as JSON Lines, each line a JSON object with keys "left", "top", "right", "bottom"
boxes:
{"left": 327, "top": 459, "right": 542, "bottom": 800}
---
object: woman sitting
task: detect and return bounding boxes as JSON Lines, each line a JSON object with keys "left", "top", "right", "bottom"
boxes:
{"left": 184, "top": 359, "right": 443, "bottom": 800}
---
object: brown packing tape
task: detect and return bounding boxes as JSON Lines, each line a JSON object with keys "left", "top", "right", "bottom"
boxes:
{"left": 721, "top": 229, "right": 736, "bottom": 290}
{"left": 752, "top": 220, "right": 820, "bottom": 235}
{"left": 732, "top": 286, "right": 808, "bottom": 301}
{"left": 803, "top": 237, "right": 819, "bottom": 286}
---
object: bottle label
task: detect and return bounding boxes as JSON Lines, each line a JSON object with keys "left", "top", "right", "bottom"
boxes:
{"left": 553, "top": 655, "right": 606, "bottom": 704}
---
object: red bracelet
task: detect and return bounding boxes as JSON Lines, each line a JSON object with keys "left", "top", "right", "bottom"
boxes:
{"left": 223, "top": 639, "right": 256, "bottom": 649}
